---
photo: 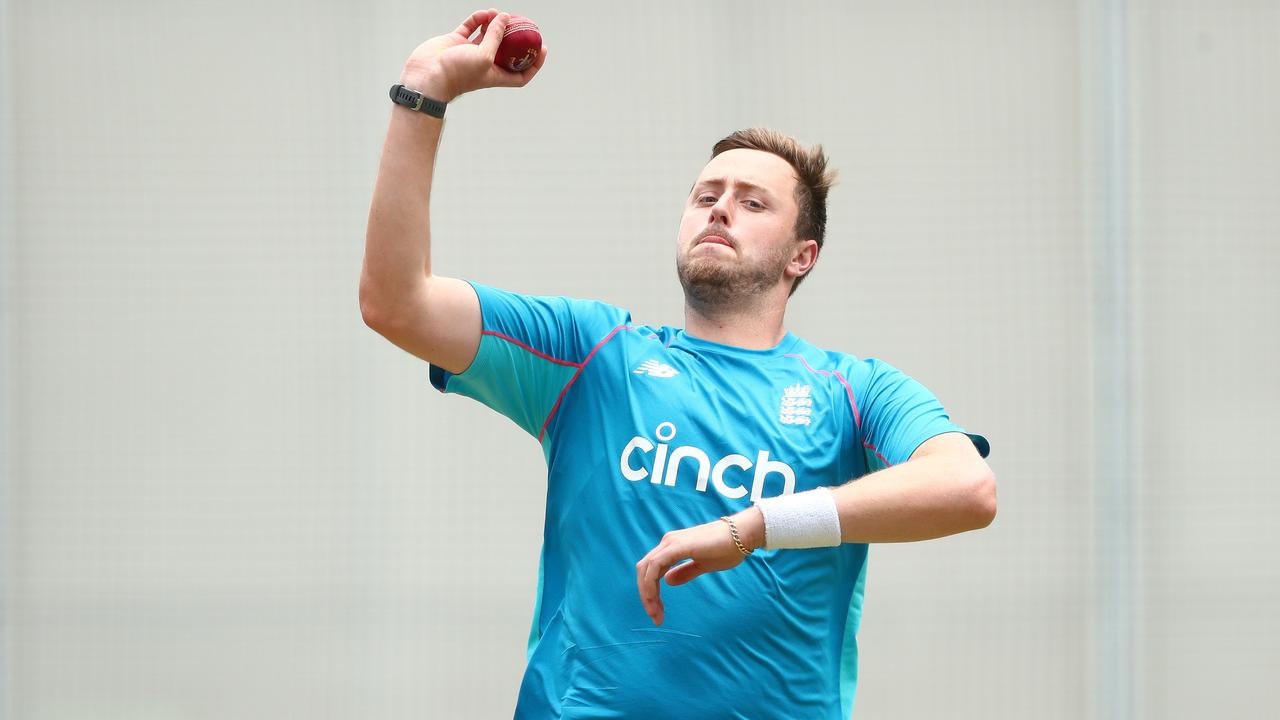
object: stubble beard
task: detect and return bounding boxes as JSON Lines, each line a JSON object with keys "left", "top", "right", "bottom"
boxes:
{"left": 676, "top": 242, "right": 792, "bottom": 312}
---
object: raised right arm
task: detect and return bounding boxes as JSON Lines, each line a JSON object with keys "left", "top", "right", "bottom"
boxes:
{"left": 359, "top": 10, "right": 548, "bottom": 373}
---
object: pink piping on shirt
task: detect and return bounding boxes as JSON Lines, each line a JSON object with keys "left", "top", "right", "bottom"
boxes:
{"left": 538, "top": 323, "right": 627, "bottom": 441}
{"left": 483, "top": 330, "right": 583, "bottom": 368}
{"left": 862, "top": 441, "right": 892, "bottom": 468}
{"left": 831, "top": 370, "right": 862, "bottom": 431}
{"left": 782, "top": 353, "right": 863, "bottom": 432}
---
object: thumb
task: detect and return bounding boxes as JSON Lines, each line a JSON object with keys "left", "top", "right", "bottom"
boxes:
{"left": 479, "top": 12, "right": 508, "bottom": 56}
{"left": 664, "top": 560, "right": 708, "bottom": 587}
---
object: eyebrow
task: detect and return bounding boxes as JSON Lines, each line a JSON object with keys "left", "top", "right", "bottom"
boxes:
{"left": 689, "top": 177, "right": 779, "bottom": 202}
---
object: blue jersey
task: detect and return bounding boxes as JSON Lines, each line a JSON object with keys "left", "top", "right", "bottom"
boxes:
{"left": 430, "top": 282, "right": 990, "bottom": 720}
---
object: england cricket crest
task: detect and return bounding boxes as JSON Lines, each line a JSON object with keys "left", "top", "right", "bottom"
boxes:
{"left": 779, "top": 384, "right": 813, "bottom": 426}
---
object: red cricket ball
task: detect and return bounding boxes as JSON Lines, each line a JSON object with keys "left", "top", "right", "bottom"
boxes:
{"left": 495, "top": 15, "right": 541, "bottom": 72}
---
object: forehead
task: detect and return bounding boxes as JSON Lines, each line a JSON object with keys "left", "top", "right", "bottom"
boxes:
{"left": 694, "top": 149, "right": 798, "bottom": 200}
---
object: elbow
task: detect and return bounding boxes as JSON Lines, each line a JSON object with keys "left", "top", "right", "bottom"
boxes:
{"left": 359, "top": 279, "right": 393, "bottom": 331}
{"left": 969, "top": 468, "right": 998, "bottom": 529}
{"left": 360, "top": 295, "right": 388, "bottom": 330}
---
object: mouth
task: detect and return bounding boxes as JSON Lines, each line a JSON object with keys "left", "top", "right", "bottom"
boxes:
{"left": 697, "top": 235, "right": 734, "bottom": 249}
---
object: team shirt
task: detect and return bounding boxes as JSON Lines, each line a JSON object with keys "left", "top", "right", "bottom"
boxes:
{"left": 429, "top": 281, "right": 990, "bottom": 720}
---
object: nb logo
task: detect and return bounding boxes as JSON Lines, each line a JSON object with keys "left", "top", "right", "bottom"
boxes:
{"left": 633, "top": 359, "right": 679, "bottom": 378}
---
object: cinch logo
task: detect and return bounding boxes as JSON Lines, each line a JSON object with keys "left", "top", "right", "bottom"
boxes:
{"left": 618, "top": 422, "right": 796, "bottom": 502}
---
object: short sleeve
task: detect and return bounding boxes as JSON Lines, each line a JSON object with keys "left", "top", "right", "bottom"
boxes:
{"left": 430, "top": 281, "right": 631, "bottom": 439}
{"left": 854, "top": 358, "right": 990, "bottom": 468}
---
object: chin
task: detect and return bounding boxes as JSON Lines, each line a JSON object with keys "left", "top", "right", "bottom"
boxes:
{"left": 678, "top": 259, "right": 737, "bottom": 293}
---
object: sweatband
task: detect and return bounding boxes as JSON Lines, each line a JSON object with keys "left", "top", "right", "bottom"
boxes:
{"left": 755, "top": 487, "right": 843, "bottom": 549}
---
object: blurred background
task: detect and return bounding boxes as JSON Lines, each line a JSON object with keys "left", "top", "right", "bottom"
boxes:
{"left": 2, "top": 0, "right": 1276, "bottom": 718}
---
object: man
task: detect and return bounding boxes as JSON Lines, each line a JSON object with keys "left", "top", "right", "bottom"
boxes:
{"left": 361, "top": 10, "right": 996, "bottom": 719}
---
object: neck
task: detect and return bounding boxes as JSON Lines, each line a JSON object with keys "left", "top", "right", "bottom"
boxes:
{"left": 683, "top": 295, "right": 789, "bottom": 350}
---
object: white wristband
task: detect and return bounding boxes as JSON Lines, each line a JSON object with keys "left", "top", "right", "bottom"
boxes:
{"left": 755, "top": 487, "right": 843, "bottom": 549}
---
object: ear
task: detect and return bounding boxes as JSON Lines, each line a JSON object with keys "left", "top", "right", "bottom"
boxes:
{"left": 786, "top": 239, "right": 820, "bottom": 279}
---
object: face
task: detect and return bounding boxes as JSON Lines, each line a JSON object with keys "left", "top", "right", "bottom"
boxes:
{"left": 676, "top": 149, "right": 815, "bottom": 308}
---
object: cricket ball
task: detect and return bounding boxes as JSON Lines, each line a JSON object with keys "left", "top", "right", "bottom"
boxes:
{"left": 495, "top": 15, "right": 541, "bottom": 72}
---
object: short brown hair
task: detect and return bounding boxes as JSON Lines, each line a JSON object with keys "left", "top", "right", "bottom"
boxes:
{"left": 711, "top": 128, "right": 837, "bottom": 295}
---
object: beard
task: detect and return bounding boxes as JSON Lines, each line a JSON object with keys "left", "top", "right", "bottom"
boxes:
{"left": 676, "top": 240, "right": 792, "bottom": 310}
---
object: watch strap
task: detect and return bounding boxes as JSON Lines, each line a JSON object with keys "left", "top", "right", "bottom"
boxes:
{"left": 389, "top": 84, "right": 447, "bottom": 118}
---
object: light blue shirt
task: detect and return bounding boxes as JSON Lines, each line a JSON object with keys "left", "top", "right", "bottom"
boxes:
{"left": 430, "top": 282, "right": 990, "bottom": 719}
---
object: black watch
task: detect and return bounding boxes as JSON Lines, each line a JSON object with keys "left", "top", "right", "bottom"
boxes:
{"left": 389, "top": 84, "right": 447, "bottom": 118}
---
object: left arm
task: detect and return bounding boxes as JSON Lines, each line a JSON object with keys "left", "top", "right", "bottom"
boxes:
{"left": 831, "top": 430, "right": 997, "bottom": 543}
{"left": 635, "top": 432, "right": 997, "bottom": 625}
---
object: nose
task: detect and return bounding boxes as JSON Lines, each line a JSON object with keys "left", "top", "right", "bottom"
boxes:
{"left": 708, "top": 193, "right": 732, "bottom": 227}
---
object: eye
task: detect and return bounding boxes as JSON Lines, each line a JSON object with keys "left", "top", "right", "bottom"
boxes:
{"left": 744, "top": 199, "right": 764, "bottom": 210}
{"left": 695, "top": 194, "right": 716, "bottom": 204}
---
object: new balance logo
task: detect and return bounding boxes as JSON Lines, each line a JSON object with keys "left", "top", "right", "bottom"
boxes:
{"left": 633, "top": 359, "right": 679, "bottom": 378}
{"left": 779, "top": 384, "right": 812, "bottom": 426}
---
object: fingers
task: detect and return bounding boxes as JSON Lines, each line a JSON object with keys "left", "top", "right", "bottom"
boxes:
{"left": 452, "top": 9, "right": 497, "bottom": 40}
{"left": 479, "top": 12, "right": 509, "bottom": 55}
{"left": 636, "top": 548, "right": 663, "bottom": 625}
{"left": 636, "top": 540, "right": 684, "bottom": 626}
{"left": 471, "top": 8, "right": 499, "bottom": 44}
{"left": 664, "top": 559, "right": 707, "bottom": 587}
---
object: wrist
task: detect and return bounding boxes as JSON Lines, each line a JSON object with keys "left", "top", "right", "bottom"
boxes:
{"left": 731, "top": 506, "right": 766, "bottom": 553}
{"left": 399, "top": 62, "right": 455, "bottom": 103}
{"left": 754, "top": 487, "right": 843, "bottom": 549}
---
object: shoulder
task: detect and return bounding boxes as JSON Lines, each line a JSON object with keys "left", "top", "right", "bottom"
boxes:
{"left": 475, "top": 280, "right": 630, "bottom": 316}
{"left": 781, "top": 339, "right": 913, "bottom": 407}
{"left": 781, "top": 335, "right": 869, "bottom": 380}
{"left": 470, "top": 280, "right": 633, "bottom": 331}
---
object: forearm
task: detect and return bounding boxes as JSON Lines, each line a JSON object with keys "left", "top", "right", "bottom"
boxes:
{"left": 360, "top": 69, "right": 451, "bottom": 312}
{"left": 732, "top": 455, "right": 996, "bottom": 548}
{"left": 829, "top": 454, "right": 996, "bottom": 542}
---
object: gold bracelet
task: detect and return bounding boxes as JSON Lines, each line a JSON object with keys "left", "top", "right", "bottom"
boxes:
{"left": 719, "top": 516, "right": 752, "bottom": 557}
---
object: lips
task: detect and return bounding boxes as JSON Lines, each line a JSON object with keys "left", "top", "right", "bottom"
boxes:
{"left": 697, "top": 235, "right": 733, "bottom": 248}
